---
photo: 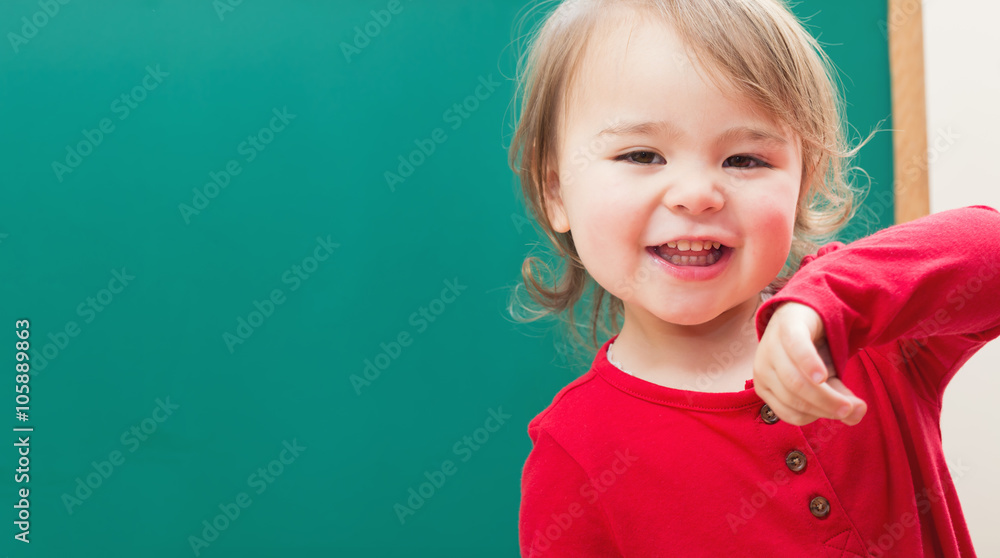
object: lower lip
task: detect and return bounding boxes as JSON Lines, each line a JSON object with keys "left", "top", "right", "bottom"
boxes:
{"left": 646, "top": 245, "right": 733, "bottom": 281}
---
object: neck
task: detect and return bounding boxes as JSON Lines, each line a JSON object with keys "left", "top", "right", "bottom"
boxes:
{"left": 611, "top": 294, "right": 762, "bottom": 392}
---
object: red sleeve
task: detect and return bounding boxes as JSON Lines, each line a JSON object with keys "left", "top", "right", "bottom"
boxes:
{"left": 755, "top": 205, "right": 1000, "bottom": 402}
{"left": 519, "top": 426, "right": 622, "bottom": 557}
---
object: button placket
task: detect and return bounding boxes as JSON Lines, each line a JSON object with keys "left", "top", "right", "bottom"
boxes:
{"left": 755, "top": 403, "right": 846, "bottom": 531}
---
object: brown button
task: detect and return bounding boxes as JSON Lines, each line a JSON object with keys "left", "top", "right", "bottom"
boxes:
{"left": 810, "top": 496, "right": 830, "bottom": 518}
{"left": 785, "top": 450, "right": 807, "bottom": 472}
{"left": 760, "top": 404, "right": 779, "bottom": 424}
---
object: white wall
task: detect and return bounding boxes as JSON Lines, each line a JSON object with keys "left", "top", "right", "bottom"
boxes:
{"left": 924, "top": 0, "right": 1000, "bottom": 555}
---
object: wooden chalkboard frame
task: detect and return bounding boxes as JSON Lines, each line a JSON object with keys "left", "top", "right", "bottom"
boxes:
{"left": 888, "top": 0, "right": 930, "bottom": 223}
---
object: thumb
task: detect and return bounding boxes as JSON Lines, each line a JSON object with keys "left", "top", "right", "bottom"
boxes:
{"left": 825, "top": 377, "right": 868, "bottom": 423}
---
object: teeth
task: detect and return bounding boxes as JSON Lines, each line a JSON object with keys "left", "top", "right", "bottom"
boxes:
{"left": 667, "top": 251, "right": 720, "bottom": 266}
{"left": 664, "top": 240, "right": 723, "bottom": 252}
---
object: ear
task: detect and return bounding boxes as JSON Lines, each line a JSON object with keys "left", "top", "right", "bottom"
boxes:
{"left": 544, "top": 166, "right": 571, "bottom": 233}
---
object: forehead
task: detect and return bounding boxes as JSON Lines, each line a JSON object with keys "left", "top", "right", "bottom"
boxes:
{"left": 572, "top": 11, "right": 687, "bottom": 94}
{"left": 560, "top": 11, "right": 784, "bottom": 140}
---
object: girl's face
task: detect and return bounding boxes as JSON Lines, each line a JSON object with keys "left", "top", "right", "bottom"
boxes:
{"left": 546, "top": 17, "right": 803, "bottom": 327}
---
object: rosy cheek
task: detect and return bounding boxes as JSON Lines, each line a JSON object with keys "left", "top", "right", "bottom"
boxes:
{"left": 744, "top": 198, "right": 796, "bottom": 262}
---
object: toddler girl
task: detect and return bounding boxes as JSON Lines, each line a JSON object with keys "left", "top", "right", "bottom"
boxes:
{"left": 507, "top": 0, "right": 1000, "bottom": 556}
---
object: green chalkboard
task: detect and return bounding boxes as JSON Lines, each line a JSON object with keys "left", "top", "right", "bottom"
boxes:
{"left": 0, "top": 1, "right": 891, "bottom": 556}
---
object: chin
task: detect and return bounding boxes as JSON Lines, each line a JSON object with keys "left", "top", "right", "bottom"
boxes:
{"left": 649, "top": 304, "right": 726, "bottom": 327}
{"left": 648, "top": 292, "right": 759, "bottom": 327}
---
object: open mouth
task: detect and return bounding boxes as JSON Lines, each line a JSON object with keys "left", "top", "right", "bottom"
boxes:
{"left": 648, "top": 241, "right": 729, "bottom": 267}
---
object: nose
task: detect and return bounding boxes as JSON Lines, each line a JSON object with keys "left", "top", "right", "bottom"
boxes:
{"left": 660, "top": 167, "right": 725, "bottom": 215}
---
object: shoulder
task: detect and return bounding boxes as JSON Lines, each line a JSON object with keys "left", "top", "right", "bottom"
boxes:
{"left": 523, "top": 365, "right": 636, "bottom": 471}
{"left": 527, "top": 368, "right": 605, "bottom": 441}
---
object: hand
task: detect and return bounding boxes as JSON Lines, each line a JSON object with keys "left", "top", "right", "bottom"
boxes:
{"left": 753, "top": 302, "right": 868, "bottom": 426}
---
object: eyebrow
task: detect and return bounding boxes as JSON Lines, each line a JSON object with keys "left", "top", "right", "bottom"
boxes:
{"left": 597, "top": 120, "right": 789, "bottom": 146}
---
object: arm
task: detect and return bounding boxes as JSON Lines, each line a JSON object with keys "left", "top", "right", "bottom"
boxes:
{"left": 519, "top": 427, "right": 622, "bottom": 557}
{"left": 755, "top": 205, "right": 1000, "bottom": 405}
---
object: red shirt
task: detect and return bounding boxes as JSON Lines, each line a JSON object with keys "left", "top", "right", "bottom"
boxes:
{"left": 519, "top": 205, "right": 1000, "bottom": 557}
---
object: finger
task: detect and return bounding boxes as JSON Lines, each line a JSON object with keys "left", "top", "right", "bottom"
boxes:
{"left": 825, "top": 377, "right": 868, "bottom": 424}
{"left": 757, "top": 380, "right": 821, "bottom": 426}
{"left": 811, "top": 342, "right": 867, "bottom": 425}
{"left": 755, "top": 357, "right": 825, "bottom": 426}
{"left": 765, "top": 344, "right": 834, "bottom": 419}
{"left": 815, "top": 339, "right": 835, "bottom": 381}
{"left": 772, "top": 330, "right": 856, "bottom": 420}
{"left": 779, "top": 317, "right": 828, "bottom": 384}
{"left": 752, "top": 330, "right": 823, "bottom": 424}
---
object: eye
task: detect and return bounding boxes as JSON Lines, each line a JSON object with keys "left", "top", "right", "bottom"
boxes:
{"left": 616, "top": 151, "right": 665, "bottom": 165}
{"left": 724, "top": 155, "right": 772, "bottom": 169}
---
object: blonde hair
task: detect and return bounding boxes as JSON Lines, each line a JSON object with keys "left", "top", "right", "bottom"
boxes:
{"left": 506, "top": 0, "right": 872, "bottom": 361}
